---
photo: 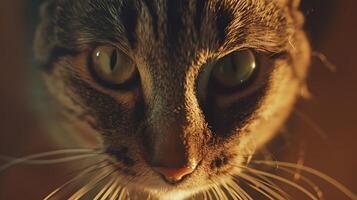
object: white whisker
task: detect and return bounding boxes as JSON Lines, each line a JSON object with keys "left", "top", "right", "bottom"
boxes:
{"left": 202, "top": 189, "right": 209, "bottom": 200}
{"left": 215, "top": 184, "right": 228, "bottom": 200}
{"left": 94, "top": 177, "right": 116, "bottom": 200}
{"left": 225, "top": 182, "right": 243, "bottom": 200}
{"left": 0, "top": 149, "right": 103, "bottom": 172}
{"left": 279, "top": 167, "right": 324, "bottom": 199}
{"left": 240, "top": 166, "right": 318, "bottom": 200}
{"left": 222, "top": 183, "right": 239, "bottom": 200}
{"left": 13, "top": 154, "right": 103, "bottom": 165}
{"left": 207, "top": 187, "right": 214, "bottom": 200}
{"left": 117, "top": 187, "right": 129, "bottom": 200}
{"left": 230, "top": 180, "right": 253, "bottom": 200}
{"left": 68, "top": 167, "right": 116, "bottom": 200}
{"left": 252, "top": 172, "right": 288, "bottom": 197}
{"left": 211, "top": 185, "right": 220, "bottom": 200}
{"left": 236, "top": 173, "right": 287, "bottom": 200}
{"left": 43, "top": 161, "right": 110, "bottom": 200}
{"left": 102, "top": 177, "right": 119, "bottom": 200}
{"left": 109, "top": 179, "right": 122, "bottom": 200}
{"left": 254, "top": 160, "right": 357, "bottom": 199}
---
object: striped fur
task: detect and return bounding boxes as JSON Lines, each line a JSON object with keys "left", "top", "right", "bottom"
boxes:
{"left": 35, "top": 0, "right": 310, "bottom": 199}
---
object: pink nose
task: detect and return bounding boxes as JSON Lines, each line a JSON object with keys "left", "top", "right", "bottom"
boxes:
{"left": 154, "top": 165, "right": 197, "bottom": 183}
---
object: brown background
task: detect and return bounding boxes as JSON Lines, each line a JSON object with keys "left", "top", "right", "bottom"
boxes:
{"left": 0, "top": 0, "right": 356, "bottom": 199}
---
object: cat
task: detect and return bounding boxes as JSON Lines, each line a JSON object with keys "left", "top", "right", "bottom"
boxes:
{"left": 28, "top": 0, "right": 355, "bottom": 199}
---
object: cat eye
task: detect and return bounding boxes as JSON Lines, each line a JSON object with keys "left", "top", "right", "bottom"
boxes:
{"left": 211, "top": 50, "right": 257, "bottom": 92}
{"left": 91, "top": 46, "right": 138, "bottom": 87}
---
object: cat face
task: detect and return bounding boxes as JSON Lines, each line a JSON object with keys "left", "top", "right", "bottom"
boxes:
{"left": 35, "top": 0, "right": 310, "bottom": 198}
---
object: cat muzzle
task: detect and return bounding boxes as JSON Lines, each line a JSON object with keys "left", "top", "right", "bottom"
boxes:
{"left": 153, "top": 164, "right": 197, "bottom": 184}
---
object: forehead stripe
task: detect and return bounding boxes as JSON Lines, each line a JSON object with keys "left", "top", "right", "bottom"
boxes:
{"left": 120, "top": 0, "right": 139, "bottom": 48}
{"left": 142, "top": 0, "right": 159, "bottom": 40}
{"left": 166, "top": 0, "right": 189, "bottom": 52}
{"left": 215, "top": 4, "right": 234, "bottom": 45}
{"left": 194, "top": 0, "right": 207, "bottom": 33}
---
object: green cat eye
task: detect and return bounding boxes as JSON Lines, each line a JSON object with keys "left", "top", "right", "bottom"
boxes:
{"left": 92, "top": 46, "right": 137, "bottom": 86}
{"left": 212, "top": 50, "right": 257, "bottom": 90}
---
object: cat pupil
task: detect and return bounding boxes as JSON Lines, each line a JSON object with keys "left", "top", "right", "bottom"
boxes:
{"left": 110, "top": 49, "right": 118, "bottom": 71}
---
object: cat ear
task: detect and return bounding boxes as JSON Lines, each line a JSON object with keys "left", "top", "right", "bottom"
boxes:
{"left": 34, "top": 0, "right": 59, "bottom": 65}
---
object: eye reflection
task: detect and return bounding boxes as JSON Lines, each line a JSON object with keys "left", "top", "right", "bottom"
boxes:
{"left": 212, "top": 50, "right": 257, "bottom": 90}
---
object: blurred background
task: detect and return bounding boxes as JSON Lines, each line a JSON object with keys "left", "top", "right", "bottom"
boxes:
{"left": 0, "top": 0, "right": 356, "bottom": 199}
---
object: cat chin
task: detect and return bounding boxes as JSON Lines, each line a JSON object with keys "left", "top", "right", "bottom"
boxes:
{"left": 125, "top": 173, "right": 236, "bottom": 200}
{"left": 146, "top": 190, "right": 197, "bottom": 200}
{"left": 144, "top": 185, "right": 213, "bottom": 200}
{"left": 124, "top": 178, "right": 208, "bottom": 200}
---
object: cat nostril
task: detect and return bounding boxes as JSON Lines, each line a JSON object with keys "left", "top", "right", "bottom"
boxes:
{"left": 153, "top": 165, "right": 197, "bottom": 183}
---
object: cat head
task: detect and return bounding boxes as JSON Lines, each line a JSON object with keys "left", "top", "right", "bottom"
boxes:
{"left": 35, "top": 0, "right": 310, "bottom": 198}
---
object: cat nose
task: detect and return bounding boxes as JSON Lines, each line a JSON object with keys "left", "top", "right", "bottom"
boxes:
{"left": 153, "top": 164, "right": 197, "bottom": 183}
{"left": 143, "top": 125, "right": 191, "bottom": 170}
{"left": 142, "top": 126, "right": 199, "bottom": 183}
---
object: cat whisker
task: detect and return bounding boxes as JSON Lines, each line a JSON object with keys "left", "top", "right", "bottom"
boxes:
{"left": 227, "top": 180, "right": 252, "bottom": 200}
{"left": 201, "top": 189, "right": 209, "bottom": 200}
{"left": 43, "top": 161, "right": 111, "bottom": 200}
{"left": 102, "top": 177, "right": 119, "bottom": 200}
{"left": 222, "top": 183, "right": 240, "bottom": 200}
{"left": 252, "top": 160, "right": 357, "bottom": 199}
{"left": 102, "top": 179, "right": 121, "bottom": 200}
{"left": 244, "top": 182, "right": 275, "bottom": 200}
{"left": 94, "top": 176, "right": 116, "bottom": 200}
{"left": 223, "top": 183, "right": 241, "bottom": 200}
{"left": 216, "top": 184, "right": 228, "bottom": 200}
{"left": 210, "top": 184, "right": 219, "bottom": 200}
{"left": 293, "top": 109, "right": 330, "bottom": 143}
{"left": 4, "top": 154, "right": 104, "bottom": 165}
{"left": 108, "top": 179, "right": 122, "bottom": 200}
{"left": 117, "top": 187, "right": 129, "bottom": 200}
{"left": 68, "top": 167, "right": 116, "bottom": 200}
{"left": 213, "top": 186, "right": 221, "bottom": 200}
{"left": 311, "top": 51, "right": 336, "bottom": 72}
{"left": 0, "top": 148, "right": 103, "bottom": 173}
{"left": 66, "top": 159, "right": 110, "bottom": 177}
{"left": 108, "top": 172, "right": 145, "bottom": 200}
{"left": 257, "top": 147, "right": 279, "bottom": 167}
{"left": 206, "top": 186, "right": 214, "bottom": 200}
{"left": 226, "top": 182, "right": 241, "bottom": 200}
{"left": 238, "top": 165, "right": 319, "bottom": 200}
{"left": 147, "top": 193, "right": 153, "bottom": 200}
{"left": 234, "top": 173, "right": 288, "bottom": 200}
{"left": 247, "top": 171, "right": 288, "bottom": 197}
{"left": 278, "top": 167, "right": 324, "bottom": 199}
{"left": 223, "top": 183, "right": 234, "bottom": 200}
{"left": 100, "top": 166, "right": 144, "bottom": 200}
